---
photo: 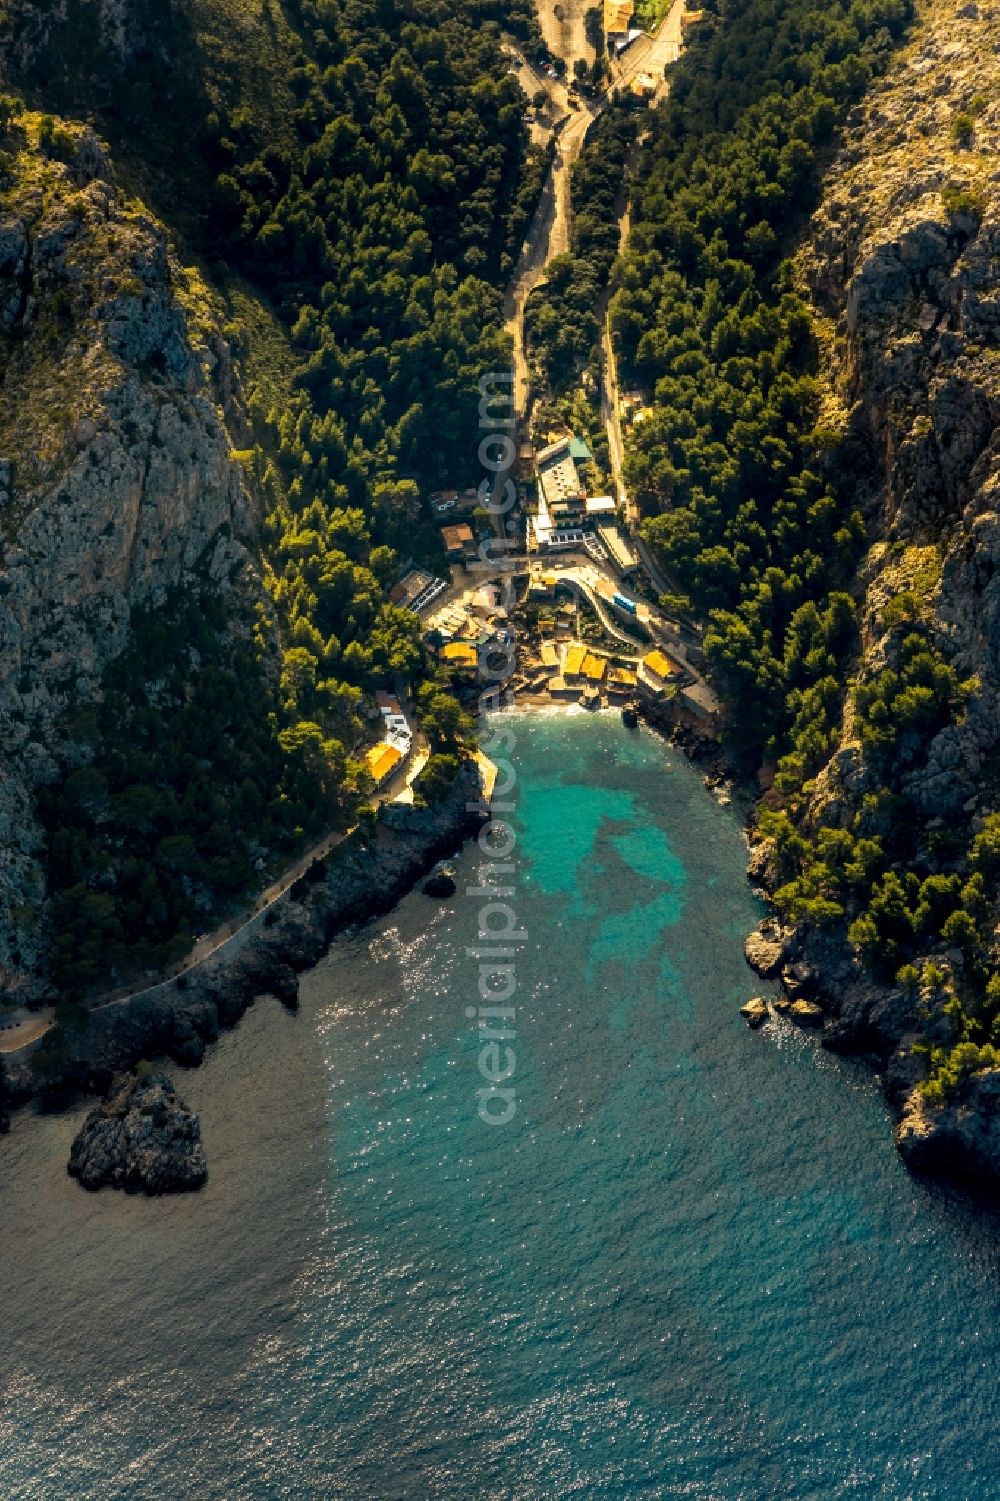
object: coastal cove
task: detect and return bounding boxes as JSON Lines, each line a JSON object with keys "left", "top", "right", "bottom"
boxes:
{"left": 2, "top": 711, "right": 999, "bottom": 1500}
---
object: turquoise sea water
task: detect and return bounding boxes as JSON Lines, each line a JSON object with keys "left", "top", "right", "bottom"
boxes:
{"left": 1, "top": 711, "right": 999, "bottom": 1499}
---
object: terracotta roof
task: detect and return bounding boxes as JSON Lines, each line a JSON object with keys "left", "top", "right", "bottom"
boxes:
{"left": 441, "top": 523, "right": 474, "bottom": 550}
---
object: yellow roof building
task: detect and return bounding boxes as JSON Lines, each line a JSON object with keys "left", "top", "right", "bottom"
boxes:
{"left": 643, "top": 649, "right": 682, "bottom": 682}
{"left": 442, "top": 641, "right": 478, "bottom": 670}
{"left": 563, "top": 644, "right": 588, "bottom": 678}
{"left": 608, "top": 668, "right": 638, "bottom": 690}
{"left": 365, "top": 742, "right": 404, "bottom": 784}
{"left": 582, "top": 653, "right": 607, "bottom": 682}
{"left": 604, "top": 0, "right": 634, "bottom": 32}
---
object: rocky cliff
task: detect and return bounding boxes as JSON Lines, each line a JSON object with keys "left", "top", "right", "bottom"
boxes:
{"left": 803, "top": 0, "right": 1000, "bottom": 824}
{"left": 0, "top": 107, "right": 263, "bottom": 1000}
{"left": 758, "top": 0, "right": 1000, "bottom": 1182}
{"left": 4, "top": 761, "right": 487, "bottom": 1106}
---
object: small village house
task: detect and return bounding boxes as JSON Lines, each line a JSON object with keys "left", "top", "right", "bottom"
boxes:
{"left": 365, "top": 741, "right": 404, "bottom": 789}
{"left": 440, "top": 523, "right": 477, "bottom": 562}
{"left": 642, "top": 648, "right": 684, "bottom": 686}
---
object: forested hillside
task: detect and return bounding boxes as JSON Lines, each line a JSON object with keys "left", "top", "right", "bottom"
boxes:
{"left": 617, "top": 0, "right": 910, "bottom": 758}
{"left": 613, "top": 0, "right": 1000, "bottom": 1151}
{"left": 0, "top": 0, "right": 535, "bottom": 999}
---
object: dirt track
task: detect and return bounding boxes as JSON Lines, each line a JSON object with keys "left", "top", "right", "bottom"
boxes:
{"left": 505, "top": 0, "right": 687, "bottom": 422}
{"left": 504, "top": 94, "right": 596, "bottom": 420}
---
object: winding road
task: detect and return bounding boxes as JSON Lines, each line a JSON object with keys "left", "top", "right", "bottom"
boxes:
{"left": 2, "top": 0, "right": 693, "bottom": 1062}
{"left": 505, "top": 0, "right": 688, "bottom": 424}
{"left": 0, "top": 725, "right": 429, "bottom": 1058}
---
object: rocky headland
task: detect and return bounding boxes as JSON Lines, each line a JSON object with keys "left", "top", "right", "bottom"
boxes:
{"left": 2, "top": 760, "right": 487, "bottom": 1111}
{"left": 737, "top": 0, "right": 1000, "bottom": 1190}
{"left": 68, "top": 1069, "right": 206, "bottom": 1194}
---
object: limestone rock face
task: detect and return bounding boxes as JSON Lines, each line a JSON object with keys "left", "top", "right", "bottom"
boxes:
{"left": 4, "top": 762, "right": 489, "bottom": 1106}
{"left": 801, "top": 1, "right": 1000, "bottom": 826}
{"left": 0, "top": 117, "right": 263, "bottom": 1000}
{"left": 740, "top": 996, "right": 769, "bottom": 1029}
{"left": 744, "top": 921, "right": 787, "bottom": 978}
{"left": 895, "top": 1071, "right": 1000, "bottom": 1183}
{"left": 68, "top": 1070, "right": 207, "bottom": 1194}
{"left": 772, "top": 0, "right": 1000, "bottom": 1183}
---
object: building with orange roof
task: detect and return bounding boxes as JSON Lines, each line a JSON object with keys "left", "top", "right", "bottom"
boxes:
{"left": 607, "top": 668, "right": 638, "bottom": 698}
{"left": 642, "top": 649, "right": 683, "bottom": 684}
{"left": 563, "top": 643, "right": 588, "bottom": 680}
{"left": 441, "top": 641, "right": 479, "bottom": 674}
{"left": 365, "top": 741, "right": 404, "bottom": 788}
{"left": 604, "top": 0, "right": 635, "bottom": 34}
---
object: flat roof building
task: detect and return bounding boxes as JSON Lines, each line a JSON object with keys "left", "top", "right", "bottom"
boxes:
{"left": 536, "top": 436, "right": 584, "bottom": 510}
{"left": 528, "top": 506, "right": 588, "bottom": 552}
{"left": 391, "top": 569, "right": 447, "bottom": 614}
{"left": 681, "top": 681, "right": 720, "bottom": 720}
{"left": 597, "top": 523, "right": 639, "bottom": 575}
{"left": 441, "top": 641, "right": 479, "bottom": 673}
{"left": 563, "top": 644, "right": 588, "bottom": 680}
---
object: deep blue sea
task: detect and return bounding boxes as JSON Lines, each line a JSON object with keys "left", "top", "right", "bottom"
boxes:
{"left": 2, "top": 712, "right": 999, "bottom": 1500}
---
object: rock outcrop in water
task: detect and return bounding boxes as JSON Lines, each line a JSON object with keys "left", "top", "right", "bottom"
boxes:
{"left": 68, "top": 1070, "right": 206, "bottom": 1194}
{"left": 895, "top": 1073, "right": 1000, "bottom": 1180}
{"left": 422, "top": 865, "right": 457, "bottom": 899}
{"left": 744, "top": 923, "right": 787, "bottom": 979}
{"left": 740, "top": 996, "right": 770, "bottom": 1029}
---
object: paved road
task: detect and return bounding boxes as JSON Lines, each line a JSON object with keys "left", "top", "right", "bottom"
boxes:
{"left": 532, "top": 553, "right": 718, "bottom": 701}
{"left": 1, "top": 1, "right": 694, "bottom": 1063}
{"left": 0, "top": 721, "right": 428, "bottom": 1059}
{"left": 556, "top": 567, "right": 647, "bottom": 652}
{"left": 602, "top": 315, "right": 629, "bottom": 515}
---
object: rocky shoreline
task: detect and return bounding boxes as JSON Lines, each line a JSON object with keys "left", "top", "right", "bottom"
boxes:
{"left": 1, "top": 760, "right": 488, "bottom": 1116}
{"left": 740, "top": 863, "right": 1000, "bottom": 1192}
{"left": 7, "top": 693, "right": 995, "bottom": 1194}
{"left": 550, "top": 689, "right": 1000, "bottom": 1193}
